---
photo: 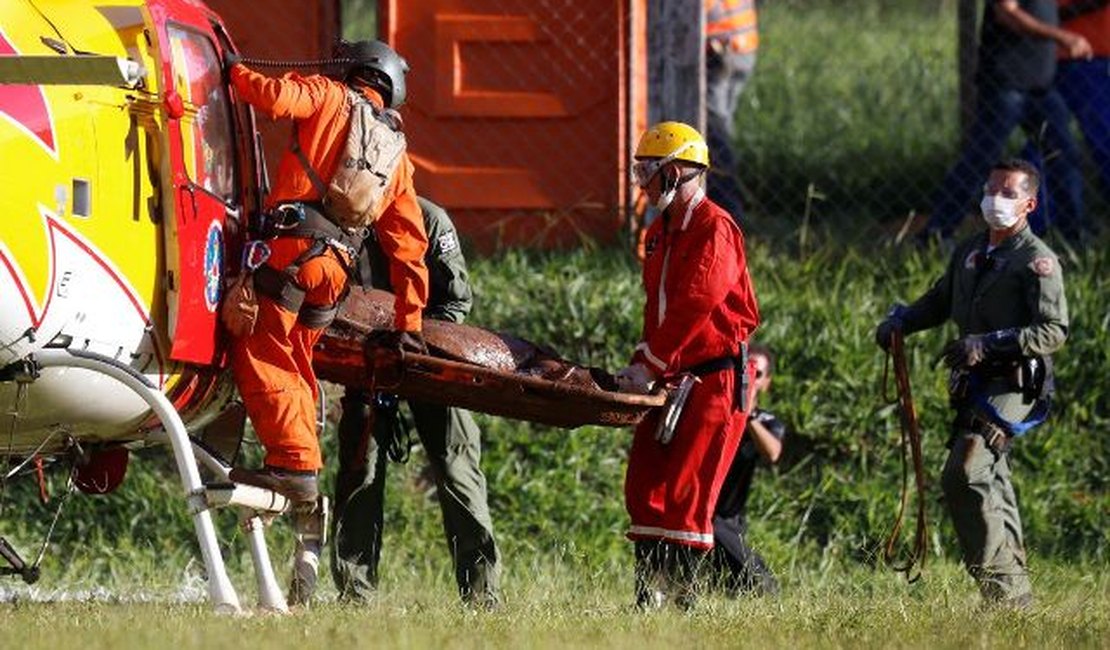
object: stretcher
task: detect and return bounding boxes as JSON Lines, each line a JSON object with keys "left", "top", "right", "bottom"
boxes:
{"left": 315, "top": 288, "right": 665, "bottom": 428}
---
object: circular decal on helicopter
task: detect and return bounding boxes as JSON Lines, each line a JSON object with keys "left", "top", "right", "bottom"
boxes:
{"left": 204, "top": 221, "right": 223, "bottom": 312}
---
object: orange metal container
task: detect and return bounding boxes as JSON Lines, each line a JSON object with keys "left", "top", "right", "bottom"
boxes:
{"left": 209, "top": 0, "right": 647, "bottom": 250}
{"left": 205, "top": 0, "right": 342, "bottom": 183}
{"left": 381, "top": 0, "right": 647, "bottom": 250}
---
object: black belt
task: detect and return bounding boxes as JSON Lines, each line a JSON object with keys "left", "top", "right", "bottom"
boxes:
{"left": 684, "top": 343, "right": 749, "bottom": 412}
{"left": 688, "top": 356, "right": 737, "bottom": 376}
{"left": 959, "top": 412, "right": 1012, "bottom": 455}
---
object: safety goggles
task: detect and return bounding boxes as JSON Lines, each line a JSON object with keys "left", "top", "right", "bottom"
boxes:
{"left": 631, "top": 142, "right": 699, "bottom": 188}
{"left": 632, "top": 157, "right": 667, "bottom": 188}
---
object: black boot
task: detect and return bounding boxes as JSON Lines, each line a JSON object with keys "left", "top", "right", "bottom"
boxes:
{"left": 667, "top": 543, "right": 705, "bottom": 612}
{"left": 634, "top": 540, "right": 665, "bottom": 610}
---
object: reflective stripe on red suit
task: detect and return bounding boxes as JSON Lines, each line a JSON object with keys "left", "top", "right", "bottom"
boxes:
{"left": 624, "top": 190, "right": 760, "bottom": 548}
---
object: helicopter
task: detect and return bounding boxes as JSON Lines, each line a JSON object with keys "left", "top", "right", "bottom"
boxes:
{"left": 0, "top": 0, "right": 297, "bottom": 613}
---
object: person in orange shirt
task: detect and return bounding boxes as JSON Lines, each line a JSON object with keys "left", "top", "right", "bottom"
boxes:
{"left": 704, "top": 0, "right": 759, "bottom": 222}
{"left": 224, "top": 40, "right": 429, "bottom": 504}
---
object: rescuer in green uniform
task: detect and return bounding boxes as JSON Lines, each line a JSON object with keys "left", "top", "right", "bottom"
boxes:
{"left": 331, "top": 197, "right": 501, "bottom": 609}
{"left": 875, "top": 159, "right": 1067, "bottom": 609}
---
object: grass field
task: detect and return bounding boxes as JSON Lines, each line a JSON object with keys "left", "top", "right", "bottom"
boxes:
{"left": 2, "top": 560, "right": 1107, "bottom": 649}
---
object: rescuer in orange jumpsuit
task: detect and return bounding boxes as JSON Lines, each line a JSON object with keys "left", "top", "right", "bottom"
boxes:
{"left": 224, "top": 41, "right": 429, "bottom": 503}
{"left": 617, "top": 121, "right": 760, "bottom": 611}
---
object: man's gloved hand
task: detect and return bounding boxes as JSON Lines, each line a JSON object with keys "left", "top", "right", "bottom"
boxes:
{"left": 367, "top": 330, "right": 429, "bottom": 355}
{"left": 942, "top": 335, "right": 987, "bottom": 368}
{"left": 875, "top": 303, "right": 911, "bottom": 351}
{"left": 874, "top": 317, "right": 903, "bottom": 351}
{"left": 222, "top": 50, "right": 242, "bottom": 72}
{"left": 396, "top": 331, "right": 428, "bottom": 355}
{"left": 942, "top": 328, "right": 1020, "bottom": 368}
{"left": 615, "top": 363, "right": 656, "bottom": 395}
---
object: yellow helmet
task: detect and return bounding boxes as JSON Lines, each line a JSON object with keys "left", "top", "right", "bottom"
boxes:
{"left": 632, "top": 121, "right": 710, "bottom": 187}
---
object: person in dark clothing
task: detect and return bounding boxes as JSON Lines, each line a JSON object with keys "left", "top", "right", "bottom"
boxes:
{"left": 331, "top": 197, "right": 501, "bottom": 610}
{"left": 917, "top": 0, "right": 1093, "bottom": 246}
{"left": 708, "top": 343, "right": 785, "bottom": 596}
{"left": 878, "top": 159, "right": 1067, "bottom": 609}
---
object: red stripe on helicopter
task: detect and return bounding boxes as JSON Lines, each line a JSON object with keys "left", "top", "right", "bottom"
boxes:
{"left": 0, "top": 211, "right": 165, "bottom": 385}
{"left": 0, "top": 31, "right": 58, "bottom": 155}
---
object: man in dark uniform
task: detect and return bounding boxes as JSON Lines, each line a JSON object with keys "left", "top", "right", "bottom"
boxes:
{"left": 917, "top": 0, "right": 1092, "bottom": 245}
{"left": 878, "top": 159, "right": 1068, "bottom": 608}
{"left": 331, "top": 197, "right": 501, "bottom": 609}
{"left": 708, "top": 343, "right": 785, "bottom": 597}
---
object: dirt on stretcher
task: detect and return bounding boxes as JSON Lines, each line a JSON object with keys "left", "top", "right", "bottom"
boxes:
{"left": 314, "top": 288, "right": 665, "bottom": 428}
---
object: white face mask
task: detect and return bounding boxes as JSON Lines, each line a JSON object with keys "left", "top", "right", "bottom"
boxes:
{"left": 980, "top": 194, "right": 1021, "bottom": 230}
{"left": 654, "top": 186, "right": 677, "bottom": 212}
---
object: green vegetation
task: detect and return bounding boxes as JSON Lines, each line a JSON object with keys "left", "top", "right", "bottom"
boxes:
{"left": 1, "top": 0, "right": 1107, "bottom": 645}
{"left": 740, "top": 0, "right": 965, "bottom": 221}
{"left": 2, "top": 238, "right": 1106, "bottom": 613}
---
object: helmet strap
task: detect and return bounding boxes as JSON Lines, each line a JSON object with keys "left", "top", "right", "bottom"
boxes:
{"left": 654, "top": 164, "right": 704, "bottom": 214}
{"left": 677, "top": 168, "right": 705, "bottom": 186}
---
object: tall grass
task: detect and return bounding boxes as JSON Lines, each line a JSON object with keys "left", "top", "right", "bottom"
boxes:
{"left": 738, "top": 0, "right": 965, "bottom": 223}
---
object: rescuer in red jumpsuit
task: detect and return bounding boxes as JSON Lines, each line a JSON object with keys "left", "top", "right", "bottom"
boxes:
{"left": 617, "top": 121, "right": 760, "bottom": 611}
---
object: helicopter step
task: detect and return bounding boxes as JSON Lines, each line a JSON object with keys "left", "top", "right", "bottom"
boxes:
{"left": 24, "top": 349, "right": 297, "bottom": 613}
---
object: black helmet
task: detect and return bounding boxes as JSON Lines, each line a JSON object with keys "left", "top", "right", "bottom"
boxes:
{"left": 333, "top": 39, "right": 409, "bottom": 108}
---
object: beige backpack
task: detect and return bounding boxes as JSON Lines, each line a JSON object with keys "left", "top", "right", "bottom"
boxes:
{"left": 293, "top": 89, "right": 406, "bottom": 229}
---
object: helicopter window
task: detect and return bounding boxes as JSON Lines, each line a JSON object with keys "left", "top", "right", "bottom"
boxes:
{"left": 72, "top": 179, "right": 91, "bottom": 217}
{"left": 167, "top": 25, "right": 236, "bottom": 203}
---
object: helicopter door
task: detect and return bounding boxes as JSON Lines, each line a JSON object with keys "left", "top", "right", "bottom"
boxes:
{"left": 163, "top": 24, "right": 240, "bottom": 365}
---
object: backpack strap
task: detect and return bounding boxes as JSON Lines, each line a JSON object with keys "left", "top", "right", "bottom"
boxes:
{"left": 290, "top": 123, "right": 329, "bottom": 200}
{"left": 288, "top": 89, "right": 396, "bottom": 200}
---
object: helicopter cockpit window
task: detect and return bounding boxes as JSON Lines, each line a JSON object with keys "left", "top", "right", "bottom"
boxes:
{"left": 167, "top": 25, "right": 236, "bottom": 202}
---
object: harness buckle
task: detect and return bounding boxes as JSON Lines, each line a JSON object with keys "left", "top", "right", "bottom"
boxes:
{"left": 272, "top": 203, "right": 307, "bottom": 230}
{"left": 324, "top": 237, "right": 357, "bottom": 259}
{"left": 242, "top": 240, "right": 271, "bottom": 272}
{"left": 969, "top": 413, "right": 1011, "bottom": 454}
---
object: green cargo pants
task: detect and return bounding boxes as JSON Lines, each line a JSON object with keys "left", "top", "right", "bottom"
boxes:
{"left": 331, "top": 389, "right": 501, "bottom": 607}
{"left": 941, "top": 390, "right": 1034, "bottom": 605}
